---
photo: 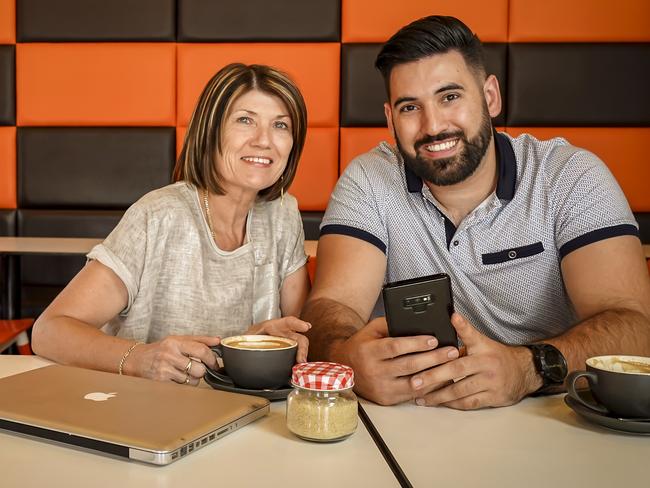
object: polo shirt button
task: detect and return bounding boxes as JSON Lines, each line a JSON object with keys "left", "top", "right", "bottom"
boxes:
{"left": 453, "top": 240, "right": 459, "bottom": 247}
{"left": 508, "top": 250, "right": 517, "bottom": 259}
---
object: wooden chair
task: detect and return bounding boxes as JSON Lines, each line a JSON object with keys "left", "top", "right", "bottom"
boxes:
{"left": 0, "top": 319, "right": 34, "bottom": 355}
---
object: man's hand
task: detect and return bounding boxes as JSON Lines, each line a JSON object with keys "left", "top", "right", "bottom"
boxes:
{"left": 411, "top": 313, "right": 542, "bottom": 409}
{"left": 332, "top": 317, "right": 460, "bottom": 405}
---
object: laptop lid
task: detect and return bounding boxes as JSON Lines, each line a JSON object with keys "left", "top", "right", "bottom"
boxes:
{"left": 0, "top": 365, "right": 270, "bottom": 465}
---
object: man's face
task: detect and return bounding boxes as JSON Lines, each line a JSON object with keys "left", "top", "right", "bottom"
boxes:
{"left": 384, "top": 51, "right": 501, "bottom": 186}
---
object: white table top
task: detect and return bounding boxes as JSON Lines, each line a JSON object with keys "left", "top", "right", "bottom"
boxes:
{"left": 0, "top": 237, "right": 318, "bottom": 257}
{"left": 0, "top": 356, "right": 398, "bottom": 488}
{"left": 362, "top": 396, "right": 650, "bottom": 488}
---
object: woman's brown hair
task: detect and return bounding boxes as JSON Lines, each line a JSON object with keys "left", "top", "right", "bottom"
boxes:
{"left": 173, "top": 63, "right": 308, "bottom": 201}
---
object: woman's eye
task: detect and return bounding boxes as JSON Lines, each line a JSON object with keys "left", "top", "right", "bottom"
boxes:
{"left": 274, "top": 121, "right": 290, "bottom": 130}
{"left": 236, "top": 116, "right": 253, "bottom": 124}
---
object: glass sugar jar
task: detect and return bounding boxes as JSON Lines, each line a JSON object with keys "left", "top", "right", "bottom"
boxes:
{"left": 286, "top": 362, "right": 358, "bottom": 442}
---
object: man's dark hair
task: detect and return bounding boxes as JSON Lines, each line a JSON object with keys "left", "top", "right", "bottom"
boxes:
{"left": 375, "top": 16, "right": 486, "bottom": 96}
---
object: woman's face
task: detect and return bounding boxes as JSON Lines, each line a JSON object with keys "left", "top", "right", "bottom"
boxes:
{"left": 216, "top": 89, "right": 294, "bottom": 198}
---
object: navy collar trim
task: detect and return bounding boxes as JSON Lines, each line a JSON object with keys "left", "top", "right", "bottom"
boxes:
{"left": 403, "top": 130, "right": 517, "bottom": 201}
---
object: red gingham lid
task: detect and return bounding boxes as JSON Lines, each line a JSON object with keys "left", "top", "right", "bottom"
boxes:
{"left": 291, "top": 362, "right": 354, "bottom": 391}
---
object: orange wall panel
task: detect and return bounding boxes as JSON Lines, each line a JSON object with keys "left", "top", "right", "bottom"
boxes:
{"left": 0, "top": 0, "right": 14, "bottom": 44}
{"left": 342, "top": 0, "right": 508, "bottom": 42}
{"left": 16, "top": 43, "right": 176, "bottom": 126}
{"left": 287, "top": 127, "right": 338, "bottom": 211}
{"left": 0, "top": 126, "right": 16, "bottom": 208}
{"left": 177, "top": 43, "right": 339, "bottom": 128}
{"left": 505, "top": 128, "right": 650, "bottom": 212}
{"left": 340, "top": 127, "right": 393, "bottom": 173}
{"left": 509, "top": 0, "right": 650, "bottom": 42}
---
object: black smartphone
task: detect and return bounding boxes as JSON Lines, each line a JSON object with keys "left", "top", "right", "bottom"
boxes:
{"left": 382, "top": 273, "right": 458, "bottom": 348}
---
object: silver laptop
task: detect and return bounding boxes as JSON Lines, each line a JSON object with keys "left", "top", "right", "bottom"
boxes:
{"left": 0, "top": 364, "right": 270, "bottom": 465}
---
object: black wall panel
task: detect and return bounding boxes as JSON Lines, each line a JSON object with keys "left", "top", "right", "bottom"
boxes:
{"left": 17, "top": 209, "right": 124, "bottom": 287}
{"left": 0, "top": 45, "right": 15, "bottom": 125}
{"left": 178, "top": 0, "right": 340, "bottom": 41}
{"left": 18, "top": 128, "right": 175, "bottom": 209}
{"left": 300, "top": 211, "right": 324, "bottom": 241}
{"left": 341, "top": 43, "right": 507, "bottom": 127}
{"left": 507, "top": 43, "right": 650, "bottom": 126}
{"left": 17, "top": 0, "right": 176, "bottom": 41}
{"left": 636, "top": 213, "right": 650, "bottom": 244}
{"left": 0, "top": 210, "right": 16, "bottom": 236}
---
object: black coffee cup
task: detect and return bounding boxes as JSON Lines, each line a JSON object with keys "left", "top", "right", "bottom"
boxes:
{"left": 210, "top": 335, "right": 297, "bottom": 390}
{"left": 567, "top": 355, "right": 650, "bottom": 418}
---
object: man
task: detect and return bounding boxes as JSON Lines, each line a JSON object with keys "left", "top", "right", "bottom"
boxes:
{"left": 301, "top": 16, "right": 650, "bottom": 409}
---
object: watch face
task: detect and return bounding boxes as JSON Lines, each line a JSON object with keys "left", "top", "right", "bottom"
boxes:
{"left": 541, "top": 346, "right": 568, "bottom": 383}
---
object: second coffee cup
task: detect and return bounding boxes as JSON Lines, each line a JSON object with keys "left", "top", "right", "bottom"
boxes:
{"left": 211, "top": 335, "right": 297, "bottom": 390}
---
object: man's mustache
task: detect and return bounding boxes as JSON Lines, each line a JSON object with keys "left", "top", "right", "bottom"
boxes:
{"left": 414, "top": 131, "right": 465, "bottom": 151}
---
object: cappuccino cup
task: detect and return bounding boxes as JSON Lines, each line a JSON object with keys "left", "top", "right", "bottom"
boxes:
{"left": 567, "top": 355, "right": 650, "bottom": 418}
{"left": 210, "top": 335, "right": 297, "bottom": 390}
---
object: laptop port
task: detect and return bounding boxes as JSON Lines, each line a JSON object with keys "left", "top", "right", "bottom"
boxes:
{"left": 201, "top": 438, "right": 207, "bottom": 445}
{"left": 180, "top": 446, "right": 187, "bottom": 456}
{"left": 217, "top": 427, "right": 229, "bottom": 436}
{"left": 209, "top": 434, "right": 215, "bottom": 441}
{"left": 188, "top": 443, "right": 194, "bottom": 452}
{"left": 171, "top": 452, "right": 178, "bottom": 460}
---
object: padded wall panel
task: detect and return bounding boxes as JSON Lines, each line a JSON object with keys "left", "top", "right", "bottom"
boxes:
{"left": 341, "top": 43, "right": 507, "bottom": 127}
{"left": 0, "top": 209, "right": 15, "bottom": 235}
{"left": 636, "top": 213, "right": 650, "bottom": 244}
{"left": 505, "top": 127, "right": 650, "bottom": 212}
{"left": 288, "top": 128, "right": 338, "bottom": 211}
{"left": 16, "top": 0, "right": 175, "bottom": 42}
{"left": 507, "top": 44, "right": 650, "bottom": 126}
{"left": 0, "top": 126, "right": 15, "bottom": 208}
{"left": 340, "top": 127, "right": 392, "bottom": 173}
{"left": 301, "top": 212, "right": 324, "bottom": 241}
{"left": 178, "top": 0, "right": 340, "bottom": 42}
{"left": 18, "top": 128, "right": 175, "bottom": 208}
{"left": 18, "top": 209, "right": 123, "bottom": 286}
{"left": 342, "top": 0, "right": 508, "bottom": 42}
{"left": 16, "top": 43, "right": 176, "bottom": 126}
{"left": 177, "top": 43, "right": 340, "bottom": 127}
{"left": 0, "top": 45, "right": 14, "bottom": 125}
{"left": 509, "top": 0, "right": 650, "bottom": 42}
{"left": 0, "top": 0, "right": 15, "bottom": 43}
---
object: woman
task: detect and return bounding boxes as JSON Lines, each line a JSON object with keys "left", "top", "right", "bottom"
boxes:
{"left": 32, "top": 63, "right": 312, "bottom": 386}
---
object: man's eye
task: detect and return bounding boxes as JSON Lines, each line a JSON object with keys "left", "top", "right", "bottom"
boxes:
{"left": 443, "top": 93, "right": 460, "bottom": 103}
{"left": 274, "top": 121, "right": 290, "bottom": 130}
{"left": 399, "top": 104, "right": 418, "bottom": 113}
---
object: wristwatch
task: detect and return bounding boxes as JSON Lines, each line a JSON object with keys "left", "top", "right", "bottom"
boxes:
{"left": 524, "top": 343, "right": 568, "bottom": 394}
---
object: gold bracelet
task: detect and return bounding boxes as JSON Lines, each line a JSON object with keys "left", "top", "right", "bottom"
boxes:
{"left": 118, "top": 341, "right": 144, "bottom": 375}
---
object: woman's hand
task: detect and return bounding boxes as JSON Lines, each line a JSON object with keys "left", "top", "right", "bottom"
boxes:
{"left": 246, "top": 316, "right": 311, "bottom": 362}
{"left": 124, "top": 335, "right": 220, "bottom": 386}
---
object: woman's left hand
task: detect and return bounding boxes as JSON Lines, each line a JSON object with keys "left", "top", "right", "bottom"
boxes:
{"left": 246, "top": 316, "right": 311, "bottom": 362}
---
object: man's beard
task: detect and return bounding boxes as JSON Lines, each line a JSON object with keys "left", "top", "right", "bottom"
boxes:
{"left": 396, "top": 107, "right": 492, "bottom": 187}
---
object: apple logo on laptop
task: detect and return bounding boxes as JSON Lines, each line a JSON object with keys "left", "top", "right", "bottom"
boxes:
{"left": 84, "top": 392, "right": 117, "bottom": 402}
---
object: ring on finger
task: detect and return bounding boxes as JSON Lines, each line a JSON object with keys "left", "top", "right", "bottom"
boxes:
{"left": 184, "top": 373, "right": 191, "bottom": 385}
{"left": 184, "top": 358, "right": 193, "bottom": 374}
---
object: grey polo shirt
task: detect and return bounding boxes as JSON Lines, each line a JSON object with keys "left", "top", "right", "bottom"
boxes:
{"left": 321, "top": 132, "right": 639, "bottom": 344}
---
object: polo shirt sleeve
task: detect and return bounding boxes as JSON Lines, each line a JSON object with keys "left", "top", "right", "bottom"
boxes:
{"left": 320, "top": 156, "right": 389, "bottom": 253}
{"left": 547, "top": 144, "right": 639, "bottom": 258}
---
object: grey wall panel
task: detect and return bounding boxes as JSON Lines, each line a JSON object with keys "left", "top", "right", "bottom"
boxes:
{"left": 0, "top": 45, "right": 15, "bottom": 125}
{"left": 636, "top": 213, "right": 650, "bottom": 244}
{"left": 508, "top": 43, "right": 650, "bottom": 126}
{"left": 17, "top": 0, "right": 175, "bottom": 41}
{"left": 301, "top": 211, "right": 324, "bottom": 240}
{"left": 18, "top": 128, "right": 175, "bottom": 209}
{"left": 341, "top": 43, "right": 507, "bottom": 127}
{"left": 0, "top": 209, "right": 16, "bottom": 236}
{"left": 178, "top": 0, "right": 340, "bottom": 41}
{"left": 17, "top": 209, "right": 124, "bottom": 286}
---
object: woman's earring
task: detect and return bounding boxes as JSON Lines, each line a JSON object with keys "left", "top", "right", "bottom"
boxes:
{"left": 280, "top": 175, "right": 284, "bottom": 206}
